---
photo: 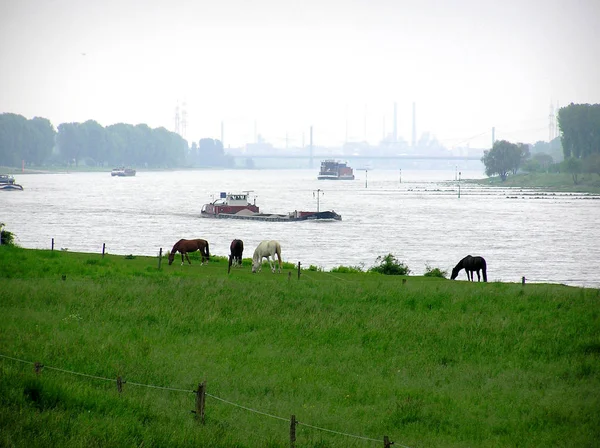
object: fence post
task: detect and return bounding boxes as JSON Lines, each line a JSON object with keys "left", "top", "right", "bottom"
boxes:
{"left": 116, "top": 376, "right": 126, "bottom": 393}
{"left": 102, "top": 243, "right": 106, "bottom": 258}
{"left": 384, "top": 435, "right": 394, "bottom": 447}
{"left": 290, "top": 414, "right": 297, "bottom": 448}
{"left": 51, "top": 238, "right": 54, "bottom": 251}
{"left": 297, "top": 262, "right": 301, "bottom": 280}
{"left": 194, "top": 381, "right": 207, "bottom": 423}
{"left": 522, "top": 276, "right": 526, "bottom": 285}
{"left": 34, "top": 362, "right": 43, "bottom": 375}
{"left": 158, "top": 248, "right": 162, "bottom": 269}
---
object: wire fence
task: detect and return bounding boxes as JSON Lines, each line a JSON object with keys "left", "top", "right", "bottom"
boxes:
{"left": 0, "top": 353, "right": 410, "bottom": 448}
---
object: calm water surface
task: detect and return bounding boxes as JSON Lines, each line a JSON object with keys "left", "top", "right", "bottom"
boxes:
{"left": 2, "top": 169, "right": 599, "bottom": 288}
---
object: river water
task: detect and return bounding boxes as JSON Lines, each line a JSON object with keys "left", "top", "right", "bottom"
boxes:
{"left": 1, "top": 169, "right": 599, "bottom": 288}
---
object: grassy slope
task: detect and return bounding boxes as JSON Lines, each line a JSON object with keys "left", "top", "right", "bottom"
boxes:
{"left": 1, "top": 246, "right": 599, "bottom": 447}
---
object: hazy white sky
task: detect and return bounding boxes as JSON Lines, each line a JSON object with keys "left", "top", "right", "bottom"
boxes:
{"left": 1, "top": 0, "right": 599, "bottom": 149}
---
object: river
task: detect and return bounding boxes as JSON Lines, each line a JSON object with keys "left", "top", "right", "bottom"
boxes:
{"left": 1, "top": 168, "right": 599, "bottom": 288}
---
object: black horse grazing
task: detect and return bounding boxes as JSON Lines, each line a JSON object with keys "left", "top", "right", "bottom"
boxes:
{"left": 228, "top": 239, "right": 244, "bottom": 273}
{"left": 451, "top": 255, "right": 487, "bottom": 282}
{"left": 168, "top": 239, "right": 210, "bottom": 265}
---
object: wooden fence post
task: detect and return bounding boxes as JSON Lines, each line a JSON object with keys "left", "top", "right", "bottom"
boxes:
{"left": 158, "top": 248, "right": 162, "bottom": 269}
{"left": 384, "top": 435, "right": 394, "bottom": 447}
{"left": 297, "top": 262, "right": 301, "bottom": 280}
{"left": 51, "top": 238, "right": 54, "bottom": 251}
{"left": 116, "top": 376, "right": 125, "bottom": 394}
{"left": 34, "top": 362, "right": 43, "bottom": 375}
{"left": 194, "top": 381, "right": 207, "bottom": 423}
{"left": 522, "top": 276, "right": 526, "bottom": 285}
{"left": 102, "top": 243, "right": 106, "bottom": 258}
{"left": 290, "top": 414, "right": 297, "bottom": 448}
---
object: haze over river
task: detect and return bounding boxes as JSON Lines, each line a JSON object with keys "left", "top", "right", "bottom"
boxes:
{"left": 2, "top": 169, "right": 599, "bottom": 288}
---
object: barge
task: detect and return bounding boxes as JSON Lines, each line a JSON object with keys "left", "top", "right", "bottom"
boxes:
{"left": 317, "top": 160, "right": 355, "bottom": 180}
{"left": 201, "top": 192, "right": 341, "bottom": 221}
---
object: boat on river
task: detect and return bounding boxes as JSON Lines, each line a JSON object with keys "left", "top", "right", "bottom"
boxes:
{"left": 0, "top": 174, "right": 24, "bottom": 191}
{"left": 201, "top": 191, "right": 342, "bottom": 221}
{"left": 111, "top": 167, "right": 136, "bottom": 177}
{"left": 318, "top": 160, "right": 355, "bottom": 180}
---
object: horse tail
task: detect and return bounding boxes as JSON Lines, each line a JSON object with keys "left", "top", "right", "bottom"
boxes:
{"left": 205, "top": 241, "right": 210, "bottom": 258}
{"left": 482, "top": 258, "right": 487, "bottom": 282}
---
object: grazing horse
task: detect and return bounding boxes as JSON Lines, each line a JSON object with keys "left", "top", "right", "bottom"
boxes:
{"left": 252, "top": 240, "right": 282, "bottom": 273}
{"left": 451, "top": 255, "right": 487, "bottom": 282}
{"left": 168, "top": 239, "right": 210, "bottom": 266}
{"left": 228, "top": 239, "right": 244, "bottom": 273}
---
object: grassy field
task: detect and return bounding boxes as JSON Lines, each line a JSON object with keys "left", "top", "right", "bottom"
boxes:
{"left": 471, "top": 172, "right": 600, "bottom": 194}
{"left": 1, "top": 246, "right": 599, "bottom": 447}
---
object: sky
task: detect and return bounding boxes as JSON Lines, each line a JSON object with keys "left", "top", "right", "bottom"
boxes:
{"left": 1, "top": 0, "right": 599, "bottom": 150}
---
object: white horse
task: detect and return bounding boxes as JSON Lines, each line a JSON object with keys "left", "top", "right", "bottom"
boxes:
{"left": 252, "top": 240, "right": 282, "bottom": 273}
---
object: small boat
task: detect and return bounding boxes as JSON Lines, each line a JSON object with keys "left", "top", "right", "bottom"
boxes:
{"left": 201, "top": 191, "right": 342, "bottom": 221}
{"left": 111, "top": 167, "right": 136, "bottom": 177}
{"left": 318, "top": 160, "right": 355, "bottom": 180}
{"left": 0, "top": 174, "right": 24, "bottom": 191}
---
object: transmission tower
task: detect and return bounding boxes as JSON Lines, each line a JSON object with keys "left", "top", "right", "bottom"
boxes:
{"left": 548, "top": 101, "right": 555, "bottom": 142}
{"left": 181, "top": 101, "right": 188, "bottom": 138}
{"left": 174, "top": 102, "right": 180, "bottom": 135}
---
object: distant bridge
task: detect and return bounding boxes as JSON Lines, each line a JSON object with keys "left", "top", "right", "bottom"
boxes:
{"left": 228, "top": 154, "right": 482, "bottom": 161}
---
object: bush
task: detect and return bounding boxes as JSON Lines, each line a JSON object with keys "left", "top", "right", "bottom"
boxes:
{"left": 330, "top": 264, "right": 364, "bottom": 274}
{"left": 368, "top": 254, "right": 410, "bottom": 275}
{"left": 0, "top": 224, "right": 15, "bottom": 246}
{"left": 424, "top": 264, "right": 448, "bottom": 278}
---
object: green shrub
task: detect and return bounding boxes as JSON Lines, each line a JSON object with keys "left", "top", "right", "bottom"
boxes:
{"left": 330, "top": 264, "right": 364, "bottom": 273}
{"left": 424, "top": 264, "right": 448, "bottom": 278}
{"left": 0, "top": 224, "right": 15, "bottom": 246}
{"left": 368, "top": 254, "right": 410, "bottom": 275}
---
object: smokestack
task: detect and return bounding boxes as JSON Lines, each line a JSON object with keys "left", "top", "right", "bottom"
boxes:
{"left": 393, "top": 102, "right": 397, "bottom": 143}
{"left": 411, "top": 102, "right": 416, "bottom": 147}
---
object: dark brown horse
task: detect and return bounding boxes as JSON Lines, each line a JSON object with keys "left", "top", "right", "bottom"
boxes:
{"left": 228, "top": 239, "right": 244, "bottom": 273}
{"left": 451, "top": 255, "right": 487, "bottom": 282}
{"left": 168, "top": 239, "right": 210, "bottom": 265}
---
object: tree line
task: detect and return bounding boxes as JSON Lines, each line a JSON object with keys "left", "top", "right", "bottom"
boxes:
{"left": 0, "top": 113, "right": 230, "bottom": 169}
{"left": 481, "top": 103, "right": 600, "bottom": 183}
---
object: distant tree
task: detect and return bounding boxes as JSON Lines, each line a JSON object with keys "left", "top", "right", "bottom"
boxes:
{"left": 481, "top": 140, "right": 523, "bottom": 181}
{"left": 558, "top": 103, "right": 600, "bottom": 159}
{"left": 523, "top": 153, "right": 554, "bottom": 173}
{"left": 0, "top": 113, "right": 28, "bottom": 167}
{"left": 562, "top": 157, "right": 583, "bottom": 185}
{"left": 56, "top": 122, "right": 85, "bottom": 166}
{"left": 25, "top": 117, "right": 56, "bottom": 165}
{"left": 583, "top": 153, "right": 600, "bottom": 178}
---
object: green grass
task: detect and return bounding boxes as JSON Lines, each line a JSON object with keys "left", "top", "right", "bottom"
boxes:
{"left": 1, "top": 246, "right": 599, "bottom": 447}
{"left": 471, "top": 172, "right": 600, "bottom": 194}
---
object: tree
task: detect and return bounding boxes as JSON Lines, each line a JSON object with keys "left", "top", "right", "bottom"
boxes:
{"left": 562, "top": 157, "right": 583, "bottom": 185}
{"left": 481, "top": 140, "right": 523, "bottom": 181}
{"left": 558, "top": 103, "right": 600, "bottom": 159}
{"left": 583, "top": 153, "right": 600, "bottom": 178}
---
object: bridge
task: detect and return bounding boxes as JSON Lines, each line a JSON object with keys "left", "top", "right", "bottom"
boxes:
{"left": 228, "top": 153, "right": 482, "bottom": 161}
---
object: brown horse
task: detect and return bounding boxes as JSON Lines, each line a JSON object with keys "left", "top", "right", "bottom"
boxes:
{"left": 168, "top": 239, "right": 210, "bottom": 265}
{"left": 228, "top": 239, "right": 244, "bottom": 273}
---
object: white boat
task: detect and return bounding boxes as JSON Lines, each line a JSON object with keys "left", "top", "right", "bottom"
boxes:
{"left": 0, "top": 174, "right": 24, "bottom": 190}
{"left": 111, "top": 167, "right": 136, "bottom": 177}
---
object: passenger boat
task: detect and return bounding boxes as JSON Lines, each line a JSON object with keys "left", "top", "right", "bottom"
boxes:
{"left": 317, "top": 160, "right": 355, "bottom": 180}
{"left": 201, "top": 191, "right": 342, "bottom": 221}
{"left": 111, "top": 167, "right": 136, "bottom": 177}
{"left": 0, "top": 174, "right": 24, "bottom": 190}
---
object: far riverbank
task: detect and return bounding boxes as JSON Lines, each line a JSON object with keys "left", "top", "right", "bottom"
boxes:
{"left": 468, "top": 172, "right": 600, "bottom": 195}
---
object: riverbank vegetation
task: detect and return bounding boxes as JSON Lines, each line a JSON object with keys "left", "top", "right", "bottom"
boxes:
{"left": 1, "top": 245, "right": 598, "bottom": 447}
